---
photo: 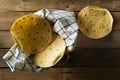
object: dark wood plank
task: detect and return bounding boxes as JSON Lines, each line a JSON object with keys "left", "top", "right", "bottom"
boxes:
{"left": 0, "top": 0, "right": 120, "bottom": 79}
{"left": 0, "top": 11, "right": 31, "bottom": 30}
{"left": 0, "top": 31, "right": 120, "bottom": 48}
{"left": 0, "top": 68, "right": 64, "bottom": 80}
{"left": 64, "top": 72, "right": 120, "bottom": 80}
{"left": 0, "top": 11, "right": 119, "bottom": 30}
{"left": 76, "top": 30, "right": 120, "bottom": 48}
{"left": 0, "top": 49, "right": 8, "bottom": 67}
{"left": 0, "top": 31, "right": 13, "bottom": 48}
{"left": 0, "top": 68, "right": 120, "bottom": 80}
{"left": 63, "top": 48, "right": 120, "bottom": 67}
{"left": 1, "top": 48, "right": 120, "bottom": 67}
{"left": 0, "top": 0, "right": 120, "bottom": 11}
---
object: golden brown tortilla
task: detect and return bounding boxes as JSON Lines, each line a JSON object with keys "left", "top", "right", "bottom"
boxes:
{"left": 78, "top": 6, "right": 113, "bottom": 39}
{"left": 10, "top": 14, "right": 52, "bottom": 54}
{"left": 32, "top": 33, "right": 66, "bottom": 67}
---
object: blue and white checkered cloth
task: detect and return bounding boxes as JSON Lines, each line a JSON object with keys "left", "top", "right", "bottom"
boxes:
{"left": 3, "top": 9, "right": 79, "bottom": 72}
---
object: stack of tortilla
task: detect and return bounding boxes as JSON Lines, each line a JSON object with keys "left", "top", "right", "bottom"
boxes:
{"left": 10, "top": 14, "right": 66, "bottom": 67}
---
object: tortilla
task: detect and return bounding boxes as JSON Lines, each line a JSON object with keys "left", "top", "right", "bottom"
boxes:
{"left": 32, "top": 33, "right": 66, "bottom": 67}
{"left": 78, "top": 6, "right": 113, "bottom": 39}
{"left": 10, "top": 14, "right": 52, "bottom": 54}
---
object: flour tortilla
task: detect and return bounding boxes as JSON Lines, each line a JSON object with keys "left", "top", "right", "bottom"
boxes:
{"left": 10, "top": 14, "right": 52, "bottom": 54}
{"left": 32, "top": 33, "right": 66, "bottom": 67}
{"left": 78, "top": 6, "right": 113, "bottom": 39}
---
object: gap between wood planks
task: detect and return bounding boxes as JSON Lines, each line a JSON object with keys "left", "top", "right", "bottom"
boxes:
{"left": 0, "top": 0, "right": 120, "bottom": 11}
{"left": 0, "top": 11, "right": 119, "bottom": 31}
{"left": 0, "top": 67, "right": 120, "bottom": 80}
{"left": 1, "top": 48, "right": 120, "bottom": 67}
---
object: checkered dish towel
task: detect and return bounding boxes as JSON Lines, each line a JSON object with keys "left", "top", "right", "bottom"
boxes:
{"left": 3, "top": 9, "right": 79, "bottom": 72}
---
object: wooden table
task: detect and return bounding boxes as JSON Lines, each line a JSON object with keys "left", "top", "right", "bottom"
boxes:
{"left": 0, "top": 0, "right": 120, "bottom": 80}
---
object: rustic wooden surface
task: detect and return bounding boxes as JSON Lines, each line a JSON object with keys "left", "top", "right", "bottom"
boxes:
{"left": 0, "top": 0, "right": 120, "bottom": 80}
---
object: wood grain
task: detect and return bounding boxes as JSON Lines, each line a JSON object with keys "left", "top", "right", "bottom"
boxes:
{"left": 65, "top": 48, "right": 120, "bottom": 67}
{"left": 0, "top": 11, "right": 31, "bottom": 30}
{"left": 0, "top": 31, "right": 120, "bottom": 48}
{"left": 0, "top": 68, "right": 120, "bottom": 80}
{"left": 0, "top": 0, "right": 119, "bottom": 11}
{"left": 0, "top": 0, "right": 120, "bottom": 79}
{"left": 1, "top": 48, "right": 120, "bottom": 67}
{"left": 0, "top": 31, "right": 13, "bottom": 48}
{"left": 76, "top": 30, "right": 120, "bottom": 48}
{"left": 0, "top": 11, "right": 119, "bottom": 30}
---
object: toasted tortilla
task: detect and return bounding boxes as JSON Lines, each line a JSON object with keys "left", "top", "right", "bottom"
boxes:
{"left": 78, "top": 6, "right": 113, "bottom": 39}
{"left": 10, "top": 14, "right": 52, "bottom": 54}
{"left": 32, "top": 33, "right": 66, "bottom": 67}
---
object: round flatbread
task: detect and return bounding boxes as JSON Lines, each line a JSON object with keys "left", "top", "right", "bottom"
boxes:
{"left": 32, "top": 33, "right": 66, "bottom": 67}
{"left": 10, "top": 14, "right": 52, "bottom": 54}
{"left": 78, "top": 6, "right": 113, "bottom": 39}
